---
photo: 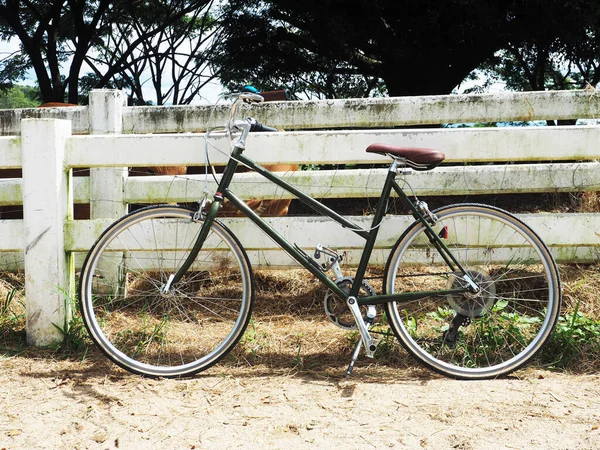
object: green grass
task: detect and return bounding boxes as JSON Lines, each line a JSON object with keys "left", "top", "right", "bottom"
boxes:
{"left": 539, "top": 301, "right": 600, "bottom": 370}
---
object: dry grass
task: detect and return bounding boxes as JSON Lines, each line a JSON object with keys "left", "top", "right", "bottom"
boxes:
{"left": 1, "top": 265, "right": 600, "bottom": 377}
{"left": 560, "top": 264, "right": 600, "bottom": 317}
{"left": 579, "top": 191, "right": 600, "bottom": 213}
{"left": 0, "top": 272, "right": 26, "bottom": 346}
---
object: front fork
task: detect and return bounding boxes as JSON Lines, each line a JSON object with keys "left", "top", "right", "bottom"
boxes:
{"left": 162, "top": 196, "right": 221, "bottom": 293}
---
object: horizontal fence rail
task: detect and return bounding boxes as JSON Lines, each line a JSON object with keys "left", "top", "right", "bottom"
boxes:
{"left": 1, "top": 88, "right": 600, "bottom": 344}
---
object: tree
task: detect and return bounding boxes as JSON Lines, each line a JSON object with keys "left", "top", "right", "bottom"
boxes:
{"left": 0, "top": 0, "right": 213, "bottom": 103}
{"left": 0, "top": 84, "right": 39, "bottom": 108}
{"left": 477, "top": 0, "right": 600, "bottom": 92}
{"left": 84, "top": 0, "right": 223, "bottom": 105}
{"left": 214, "top": 0, "right": 520, "bottom": 98}
{"left": 214, "top": 0, "right": 600, "bottom": 99}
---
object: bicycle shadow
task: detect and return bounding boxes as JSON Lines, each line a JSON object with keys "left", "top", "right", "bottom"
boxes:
{"left": 14, "top": 343, "right": 439, "bottom": 384}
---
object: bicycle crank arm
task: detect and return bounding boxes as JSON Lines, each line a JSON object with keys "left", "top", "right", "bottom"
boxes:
{"left": 346, "top": 296, "right": 377, "bottom": 358}
{"left": 345, "top": 304, "right": 377, "bottom": 376}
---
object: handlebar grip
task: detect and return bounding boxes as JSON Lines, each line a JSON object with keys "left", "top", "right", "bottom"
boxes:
{"left": 248, "top": 118, "right": 278, "bottom": 132}
{"left": 260, "top": 89, "right": 291, "bottom": 102}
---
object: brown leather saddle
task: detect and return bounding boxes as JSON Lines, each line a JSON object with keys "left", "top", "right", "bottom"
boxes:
{"left": 366, "top": 143, "right": 445, "bottom": 171}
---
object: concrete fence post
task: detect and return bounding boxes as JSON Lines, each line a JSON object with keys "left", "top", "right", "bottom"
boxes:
{"left": 21, "top": 119, "right": 72, "bottom": 346}
{"left": 88, "top": 90, "right": 128, "bottom": 297}
{"left": 88, "top": 89, "right": 128, "bottom": 219}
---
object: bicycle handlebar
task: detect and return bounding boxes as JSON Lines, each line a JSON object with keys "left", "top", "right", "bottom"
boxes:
{"left": 247, "top": 117, "right": 278, "bottom": 133}
{"left": 227, "top": 91, "right": 279, "bottom": 135}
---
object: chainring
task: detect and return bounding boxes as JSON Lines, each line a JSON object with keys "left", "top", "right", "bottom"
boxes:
{"left": 324, "top": 276, "right": 376, "bottom": 330}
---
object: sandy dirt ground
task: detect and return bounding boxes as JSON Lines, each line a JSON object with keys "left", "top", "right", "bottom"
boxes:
{"left": 0, "top": 353, "right": 599, "bottom": 450}
{"left": 1, "top": 267, "right": 599, "bottom": 449}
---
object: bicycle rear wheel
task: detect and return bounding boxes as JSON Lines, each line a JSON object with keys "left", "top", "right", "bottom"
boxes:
{"left": 384, "top": 203, "right": 561, "bottom": 379}
{"left": 79, "top": 205, "right": 254, "bottom": 378}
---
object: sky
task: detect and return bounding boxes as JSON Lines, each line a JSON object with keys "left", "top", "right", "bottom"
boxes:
{"left": 0, "top": 36, "right": 224, "bottom": 105}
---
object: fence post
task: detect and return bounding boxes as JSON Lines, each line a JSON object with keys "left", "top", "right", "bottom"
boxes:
{"left": 21, "top": 119, "right": 72, "bottom": 346}
{"left": 88, "top": 89, "right": 128, "bottom": 219}
{"left": 87, "top": 90, "right": 128, "bottom": 297}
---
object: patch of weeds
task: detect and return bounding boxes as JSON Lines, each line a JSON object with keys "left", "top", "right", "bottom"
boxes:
{"left": 0, "top": 286, "right": 23, "bottom": 327}
{"left": 51, "top": 287, "right": 90, "bottom": 358}
{"left": 291, "top": 332, "right": 304, "bottom": 369}
{"left": 231, "top": 316, "right": 266, "bottom": 364}
{"left": 239, "top": 316, "right": 258, "bottom": 354}
{"left": 540, "top": 301, "right": 600, "bottom": 371}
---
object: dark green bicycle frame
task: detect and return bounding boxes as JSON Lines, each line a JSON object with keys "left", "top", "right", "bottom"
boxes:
{"left": 173, "top": 145, "right": 472, "bottom": 305}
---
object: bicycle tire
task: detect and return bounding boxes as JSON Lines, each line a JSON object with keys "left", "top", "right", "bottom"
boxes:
{"left": 79, "top": 205, "right": 254, "bottom": 378}
{"left": 383, "top": 203, "right": 561, "bottom": 379}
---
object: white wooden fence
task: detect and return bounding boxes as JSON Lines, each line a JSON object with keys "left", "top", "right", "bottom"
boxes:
{"left": 1, "top": 89, "right": 600, "bottom": 345}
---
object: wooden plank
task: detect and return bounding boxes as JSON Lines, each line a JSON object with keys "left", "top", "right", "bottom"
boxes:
{"left": 2, "top": 90, "right": 595, "bottom": 136}
{"left": 122, "top": 162, "right": 600, "bottom": 203}
{"left": 68, "top": 245, "right": 600, "bottom": 269}
{"left": 0, "top": 178, "right": 21, "bottom": 205}
{"left": 65, "top": 213, "right": 600, "bottom": 253}
{"left": 0, "top": 136, "right": 22, "bottom": 168}
{"left": 2, "top": 90, "right": 597, "bottom": 135}
{"left": 0, "top": 106, "right": 88, "bottom": 136}
{"left": 21, "top": 119, "right": 72, "bottom": 345}
{"left": 65, "top": 125, "right": 600, "bottom": 168}
{"left": 28, "top": 161, "right": 600, "bottom": 206}
{"left": 0, "top": 175, "right": 89, "bottom": 205}
{"left": 121, "top": 90, "right": 600, "bottom": 133}
{"left": 0, "top": 220, "right": 23, "bottom": 251}
{"left": 0, "top": 252, "right": 24, "bottom": 271}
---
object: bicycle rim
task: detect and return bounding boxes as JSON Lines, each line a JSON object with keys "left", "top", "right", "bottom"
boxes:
{"left": 384, "top": 203, "right": 561, "bottom": 379}
{"left": 79, "top": 205, "right": 254, "bottom": 377}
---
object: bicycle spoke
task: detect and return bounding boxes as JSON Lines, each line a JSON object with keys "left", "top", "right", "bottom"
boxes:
{"left": 385, "top": 204, "right": 560, "bottom": 379}
{"left": 80, "top": 206, "right": 254, "bottom": 378}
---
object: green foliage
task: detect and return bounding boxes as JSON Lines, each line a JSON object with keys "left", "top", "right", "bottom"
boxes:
{"left": 51, "top": 288, "right": 90, "bottom": 357}
{"left": 0, "top": 286, "right": 22, "bottom": 326}
{"left": 0, "top": 280, "right": 26, "bottom": 355}
{"left": 474, "top": 1, "right": 600, "bottom": 92}
{"left": 0, "top": 85, "right": 40, "bottom": 109}
{"left": 541, "top": 303, "right": 600, "bottom": 370}
{"left": 215, "top": 0, "right": 511, "bottom": 98}
{"left": 216, "top": 0, "right": 600, "bottom": 99}
{"left": 52, "top": 310, "right": 90, "bottom": 356}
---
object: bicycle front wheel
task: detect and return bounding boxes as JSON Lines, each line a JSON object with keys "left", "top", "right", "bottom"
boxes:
{"left": 384, "top": 203, "right": 561, "bottom": 379}
{"left": 79, "top": 205, "right": 254, "bottom": 378}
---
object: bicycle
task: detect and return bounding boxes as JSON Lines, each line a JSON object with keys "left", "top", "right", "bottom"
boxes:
{"left": 78, "top": 91, "right": 562, "bottom": 380}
